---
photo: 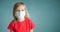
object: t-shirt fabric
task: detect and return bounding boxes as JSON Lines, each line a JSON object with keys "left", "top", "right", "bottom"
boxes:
{"left": 7, "top": 18, "right": 35, "bottom": 32}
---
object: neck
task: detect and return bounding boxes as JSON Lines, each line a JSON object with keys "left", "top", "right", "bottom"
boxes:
{"left": 18, "top": 18, "right": 25, "bottom": 22}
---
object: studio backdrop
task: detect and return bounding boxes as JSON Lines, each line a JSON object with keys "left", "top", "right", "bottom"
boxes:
{"left": 0, "top": 0, "right": 60, "bottom": 32}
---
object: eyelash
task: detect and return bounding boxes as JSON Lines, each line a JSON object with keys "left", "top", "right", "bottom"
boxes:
{"left": 18, "top": 10, "right": 24, "bottom": 11}
{"left": 21, "top": 10, "right": 24, "bottom": 11}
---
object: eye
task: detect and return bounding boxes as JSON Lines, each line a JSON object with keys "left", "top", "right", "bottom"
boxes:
{"left": 21, "top": 10, "right": 24, "bottom": 11}
{"left": 18, "top": 10, "right": 20, "bottom": 11}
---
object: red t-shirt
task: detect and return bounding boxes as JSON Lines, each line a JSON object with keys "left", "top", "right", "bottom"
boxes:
{"left": 8, "top": 18, "right": 35, "bottom": 32}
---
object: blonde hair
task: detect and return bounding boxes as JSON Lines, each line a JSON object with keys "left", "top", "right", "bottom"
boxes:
{"left": 13, "top": 2, "right": 29, "bottom": 20}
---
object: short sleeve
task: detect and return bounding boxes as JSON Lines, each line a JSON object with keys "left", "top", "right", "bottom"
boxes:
{"left": 7, "top": 20, "right": 14, "bottom": 31}
{"left": 28, "top": 18, "right": 35, "bottom": 30}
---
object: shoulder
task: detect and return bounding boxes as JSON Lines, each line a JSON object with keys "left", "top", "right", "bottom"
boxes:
{"left": 26, "top": 18, "right": 35, "bottom": 30}
{"left": 8, "top": 20, "right": 15, "bottom": 31}
{"left": 25, "top": 18, "right": 31, "bottom": 21}
{"left": 8, "top": 20, "right": 15, "bottom": 27}
{"left": 25, "top": 18, "right": 33, "bottom": 23}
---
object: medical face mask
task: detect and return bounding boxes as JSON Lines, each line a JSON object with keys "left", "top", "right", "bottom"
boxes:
{"left": 15, "top": 11, "right": 25, "bottom": 20}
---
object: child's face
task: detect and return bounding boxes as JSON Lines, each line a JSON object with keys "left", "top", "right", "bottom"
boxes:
{"left": 15, "top": 5, "right": 26, "bottom": 20}
{"left": 15, "top": 5, "right": 26, "bottom": 12}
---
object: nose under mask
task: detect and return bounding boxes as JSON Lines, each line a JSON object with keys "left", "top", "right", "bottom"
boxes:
{"left": 15, "top": 11, "right": 25, "bottom": 20}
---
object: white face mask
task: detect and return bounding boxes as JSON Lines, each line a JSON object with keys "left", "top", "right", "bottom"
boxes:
{"left": 15, "top": 11, "right": 25, "bottom": 20}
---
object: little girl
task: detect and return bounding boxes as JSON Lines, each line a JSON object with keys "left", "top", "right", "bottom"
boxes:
{"left": 7, "top": 2, "right": 35, "bottom": 32}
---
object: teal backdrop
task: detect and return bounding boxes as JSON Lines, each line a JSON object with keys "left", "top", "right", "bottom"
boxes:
{"left": 0, "top": 0, "right": 60, "bottom": 32}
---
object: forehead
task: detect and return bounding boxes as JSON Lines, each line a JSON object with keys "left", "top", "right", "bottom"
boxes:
{"left": 16, "top": 5, "right": 26, "bottom": 10}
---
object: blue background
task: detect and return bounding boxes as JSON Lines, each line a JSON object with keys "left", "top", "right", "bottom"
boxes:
{"left": 0, "top": 0, "right": 60, "bottom": 32}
